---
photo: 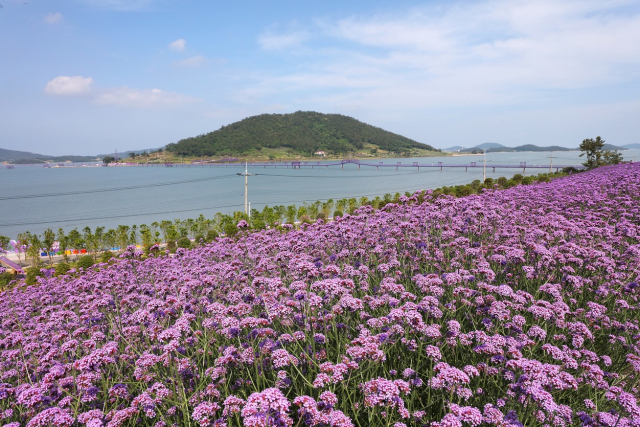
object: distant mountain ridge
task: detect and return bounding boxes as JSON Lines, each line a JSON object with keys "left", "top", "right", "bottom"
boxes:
{"left": 0, "top": 148, "right": 98, "bottom": 164}
{"left": 165, "top": 111, "right": 439, "bottom": 157}
{"left": 443, "top": 142, "right": 629, "bottom": 153}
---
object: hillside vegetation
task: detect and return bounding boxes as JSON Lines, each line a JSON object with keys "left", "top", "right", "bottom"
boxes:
{"left": 0, "top": 148, "right": 97, "bottom": 164}
{"left": 165, "top": 111, "right": 439, "bottom": 158}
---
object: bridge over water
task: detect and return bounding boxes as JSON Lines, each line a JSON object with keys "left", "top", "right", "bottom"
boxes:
{"left": 104, "top": 159, "right": 581, "bottom": 173}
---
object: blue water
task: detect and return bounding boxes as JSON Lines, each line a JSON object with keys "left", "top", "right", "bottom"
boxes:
{"left": 1, "top": 150, "right": 638, "bottom": 239}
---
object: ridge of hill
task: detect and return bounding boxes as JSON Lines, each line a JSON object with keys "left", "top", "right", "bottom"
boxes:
{"left": 165, "top": 111, "right": 439, "bottom": 158}
{"left": 0, "top": 148, "right": 98, "bottom": 164}
{"left": 485, "top": 144, "right": 575, "bottom": 153}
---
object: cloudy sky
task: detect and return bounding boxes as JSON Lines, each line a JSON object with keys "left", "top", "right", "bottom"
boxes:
{"left": 1, "top": 0, "right": 639, "bottom": 155}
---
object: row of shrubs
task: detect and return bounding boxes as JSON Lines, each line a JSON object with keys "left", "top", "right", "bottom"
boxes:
{"left": 2, "top": 169, "right": 576, "bottom": 290}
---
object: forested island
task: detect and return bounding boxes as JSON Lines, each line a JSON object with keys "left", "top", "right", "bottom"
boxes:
{"left": 445, "top": 142, "right": 630, "bottom": 154}
{"left": 165, "top": 111, "right": 441, "bottom": 159}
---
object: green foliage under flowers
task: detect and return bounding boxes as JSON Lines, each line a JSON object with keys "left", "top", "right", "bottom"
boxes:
{"left": 177, "top": 236, "right": 192, "bottom": 249}
{"left": 101, "top": 251, "right": 115, "bottom": 263}
{"left": 76, "top": 255, "right": 95, "bottom": 270}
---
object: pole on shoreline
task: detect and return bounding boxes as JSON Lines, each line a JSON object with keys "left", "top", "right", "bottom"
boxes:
{"left": 483, "top": 154, "right": 486, "bottom": 182}
{"left": 237, "top": 162, "right": 253, "bottom": 214}
{"left": 547, "top": 155, "right": 557, "bottom": 174}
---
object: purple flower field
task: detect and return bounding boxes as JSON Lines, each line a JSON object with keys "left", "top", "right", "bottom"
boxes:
{"left": 1, "top": 163, "right": 639, "bottom": 427}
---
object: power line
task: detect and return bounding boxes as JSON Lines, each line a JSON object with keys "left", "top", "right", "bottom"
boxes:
{"left": 0, "top": 202, "right": 245, "bottom": 228}
{"left": 0, "top": 174, "right": 237, "bottom": 201}
{"left": 0, "top": 172, "right": 494, "bottom": 230}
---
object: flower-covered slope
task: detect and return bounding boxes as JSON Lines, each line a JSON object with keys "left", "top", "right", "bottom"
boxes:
{"left": 1, "top": 163, "right": 639, "bottom": 427}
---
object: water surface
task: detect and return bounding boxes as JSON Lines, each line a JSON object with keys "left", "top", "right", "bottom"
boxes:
{"left": 1, "top": 150, "right": 637, "bottom": 239}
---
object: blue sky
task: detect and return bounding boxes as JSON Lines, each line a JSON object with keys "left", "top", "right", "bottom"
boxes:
{"left": 1, "top": 0, "right": 639, "bottom": 155}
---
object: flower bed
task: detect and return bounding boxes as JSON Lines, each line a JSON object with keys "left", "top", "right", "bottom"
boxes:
{"left": 0, "top": 163, "right": 639, "bottom": 427}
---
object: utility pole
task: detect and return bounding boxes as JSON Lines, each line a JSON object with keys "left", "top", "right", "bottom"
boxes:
{"left": 483, "top": 153, "right": 486, "bottom": 182}
{"left": 547, "top": 155, "right": 557, "bottom": 174}
{"left": 237, "top": 162, "right": 253, "bottom": 214}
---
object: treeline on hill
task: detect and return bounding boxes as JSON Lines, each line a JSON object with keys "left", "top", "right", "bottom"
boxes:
{"left": 0, "top": 168, "right": 577, "bottom": 289}
{"left": 165, "top": 111, "right": 438, "bottom": 157}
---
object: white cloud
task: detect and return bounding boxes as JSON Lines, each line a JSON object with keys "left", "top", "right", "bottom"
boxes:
{"left": 172, "top": 55, "right": 207, "bottom": 68}
{"left": 44, "top": 12, "right": 63, "bottom": 24}
{"left": 93, "top": 87, "right": 199, "bottom": 108}
{"left": 45, "top": 76, "right": 94, "bottom": 96}
{"left": 258, "top": 31, "right": 307, "bottom": 50}
{"left": 45, "top": 76, "right": 199, "bottom": 108}
{"left": 168, "top": 38, "right": 186, "bottom": 52}
{"left": 249, "top": 0, "right": 640, "bottom": 110}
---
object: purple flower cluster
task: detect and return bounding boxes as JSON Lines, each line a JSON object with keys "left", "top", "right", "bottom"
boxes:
{"left": 0, "top": 163, "right": 639, "bottom": 426}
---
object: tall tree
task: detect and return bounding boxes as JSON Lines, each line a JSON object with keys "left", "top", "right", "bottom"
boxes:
{"left": 0, "top": 235, "right": 10, "bottom": 254}
{"left": 579, "top": 136, "right": 606, "bottom": 169}
{"left": 57, "top": 228, "right": 69, "bottom": 262}
{"left": 42, "top": 228, "right": 56, "bottom": 265}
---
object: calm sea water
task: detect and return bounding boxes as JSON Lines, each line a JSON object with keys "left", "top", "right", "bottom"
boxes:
{"left": 1, "top": 150, "right": 638, "bottom": 239}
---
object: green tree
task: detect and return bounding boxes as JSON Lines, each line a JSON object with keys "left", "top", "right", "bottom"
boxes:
{"left": 603, "top": 149, "right": 624, "bottom": 165}
{"left": 103, "top": 229, "right": 117, "bottom": 251}
{"left": 42, "top": 228, "right": 56, "bottom": 265}
{"left": 102, "top": 156, "right": 116, "bottom": 165}
{"left": 115, "top": 225, "right": 130, "bottom": 251}
{"left": 297, "top": 206, "right": 308, "bottom": 220}
{"left": 285, "top": 205, "right": 297, "bottom": 224}
{"left": 57, "top": 228, "right": 69, "bottom": 261}
{"left": 0, "top": 235, "right": 10, "bottom": 254}
{"left": 67, "top": 228, "right": 83, "bottom": 259}
{"left": 129, "top": 225, "right": 138, "bottom": 246}
{"left": 579, "top": 136, "right": 606, "bottom": 169}
{"left": 25, "top": 232, "right": 42, "bottom": 267}
{"left": 321, "top": 199, "right": 334, "bottom": 218}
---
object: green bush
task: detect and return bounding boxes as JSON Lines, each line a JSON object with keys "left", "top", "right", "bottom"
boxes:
{"left": 522, "top": 176, "right": 533, "bottom": 185}
{"left": 223, "top": 223, "right": 238, "bottom": 237}
{"left": 177, "top": 237, "right": 191, "bottom": 249}
{"left": 194, "top": 234, "right": 205, "bottom": 246}
{"left": 101, "top": 251, "right": 115, "bottom": 263}
{"left": 484, "top": 177, "right": 494, "bottom": 185}
{"left": 537, "top": 175, "right": 550, "bottom": 183}
{"left": 251, "top": 219, "right": 266, "bottom": 230}
{"left": 77, "top": 255, "right": 95, "bottom": 270}
{"left": 166, "top": 240, "right": 177, "bottom": 253}
{"left": 0, "top": 271, "right": 16, "bottom": 289}
{"left": 497, "top": 177, "right": 508, "bottom": 187}
{"left": 25, "top": 268, "right": 42, "bottom": 286}
{"left": 562, "top": 166, "right": 580, "bottom": 174}
{"left": 333, "top": 210, "right": 343, "bottom": 218}
{"left": 54, "top": 263, "right": 71, "bottom": 277}
{"left": 299, "top": 215, "right": 312, "bottom": 224}
{"left": 512, "top": 174, "right": 523, "bottom": 183}
{"left": 205, "top": 230, "right": 219, "bottom": 242}
{"left": 316, "top": 212, "right": 327, "bottom": 221}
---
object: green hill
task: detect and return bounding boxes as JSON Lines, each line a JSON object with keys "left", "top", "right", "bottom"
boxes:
{"left": 485, "top": 144, "right": 574, "bottom": 153}
{"left": 165, "top": 111, "right": 439, "bottom": 158}
{"left": 0, "top": 148, "right": 97, "bottom": 164}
